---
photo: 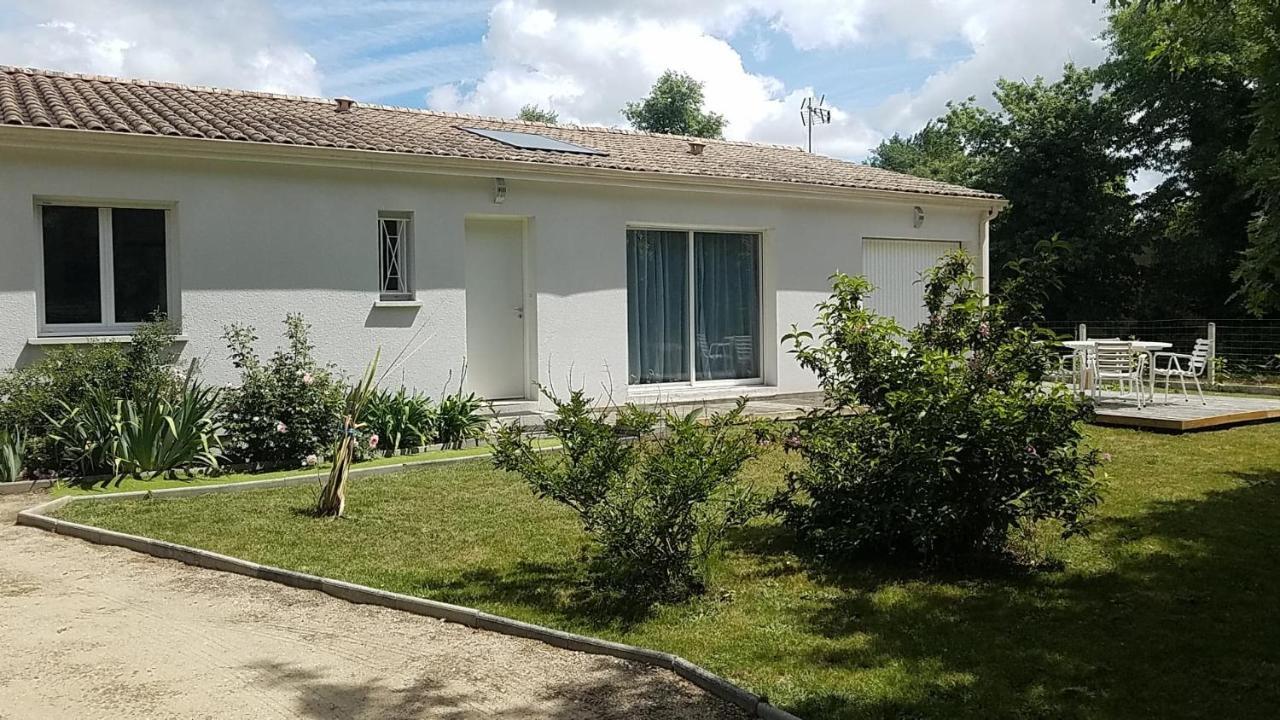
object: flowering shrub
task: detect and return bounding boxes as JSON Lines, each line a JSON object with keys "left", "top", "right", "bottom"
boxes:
{"left": 779, "top": 252, "right": 1103, "bottom": 561}
{"left": 221, "top": 314, "right": 346, "bottom": 467}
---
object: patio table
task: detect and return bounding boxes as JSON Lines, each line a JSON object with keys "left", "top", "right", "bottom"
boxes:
{"left": 1062, "top": 339, "right": 1172, "bottom": 401}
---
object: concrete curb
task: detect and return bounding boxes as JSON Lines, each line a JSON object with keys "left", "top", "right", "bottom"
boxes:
{"left": 15, "top": 490, "right": 803, "bottom": 720}
{"left": 0, "top": 478, "right": 56, "bottom": 495}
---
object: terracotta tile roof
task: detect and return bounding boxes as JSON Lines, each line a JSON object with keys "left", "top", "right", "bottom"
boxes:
{"left": 0, "top": 66, "right": 1001, "bottom": 201}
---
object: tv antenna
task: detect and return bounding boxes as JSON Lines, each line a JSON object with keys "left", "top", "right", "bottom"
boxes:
{"left": 800, "top": 95, "right": 831, "bottom": 153}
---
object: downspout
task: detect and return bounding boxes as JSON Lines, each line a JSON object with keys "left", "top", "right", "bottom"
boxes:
{"left": 980, "top": 203, "right": 1006, "bottom": 299}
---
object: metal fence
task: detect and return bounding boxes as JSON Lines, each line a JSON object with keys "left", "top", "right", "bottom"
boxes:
{"left": 1040, "top": 319, "right": 1280, "bottom": 382}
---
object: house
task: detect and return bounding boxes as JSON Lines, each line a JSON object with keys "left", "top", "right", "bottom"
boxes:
{"left": 0, "top": 66, "right": 1005, "bottom": 408}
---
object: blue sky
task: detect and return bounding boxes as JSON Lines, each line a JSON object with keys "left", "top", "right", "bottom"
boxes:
{"left": 0, "top": 1, "right": 1111, "bottom": 160}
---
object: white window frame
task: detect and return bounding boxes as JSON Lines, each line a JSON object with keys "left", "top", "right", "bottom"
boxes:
{"left": 625, "top": 224, "right": 765, "bottom": 389}
{"left": 378, "top": 211, "right": 415, "bottom": 301}
{"left": 34, "top": 197, "right": 180, "bottom": 338}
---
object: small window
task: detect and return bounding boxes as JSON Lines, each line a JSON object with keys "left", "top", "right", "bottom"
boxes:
{"left": 40, "top": 203, "right": 172, "bottom": 334}
{"left": 378, "top": 211, "right": 413, "bottom": 300}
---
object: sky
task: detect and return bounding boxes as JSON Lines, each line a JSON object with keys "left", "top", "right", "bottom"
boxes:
{"left": 0, "top": 0, "right": 1113, "bottom": 162}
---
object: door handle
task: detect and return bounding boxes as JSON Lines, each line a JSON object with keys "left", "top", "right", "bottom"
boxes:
{"left": 515, "top": 306, "right": 524, "bottom": 319}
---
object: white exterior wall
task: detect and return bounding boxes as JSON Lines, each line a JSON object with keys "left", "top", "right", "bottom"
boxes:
{"left": 0, "top": 146, "right": 990, "bottom": 407}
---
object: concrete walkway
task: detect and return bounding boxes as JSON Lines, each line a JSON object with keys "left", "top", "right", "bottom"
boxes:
{"left": 0, "top": 494, "right": 746, "bottom": 720}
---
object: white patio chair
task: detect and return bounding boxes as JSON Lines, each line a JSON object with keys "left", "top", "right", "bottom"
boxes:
{"left": 1049, "top": 350, "right": 1083, "bottom": 393}
{"left": 1153, "top": 339, "right": 1210, "bottom": 405}
{"left": 1091, "top": 341, "right": 1148, "bottom": 409}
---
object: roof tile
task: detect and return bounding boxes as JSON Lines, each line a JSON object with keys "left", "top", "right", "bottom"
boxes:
{"left": 0, "top": 65, "right": 1001, "bottom": 201}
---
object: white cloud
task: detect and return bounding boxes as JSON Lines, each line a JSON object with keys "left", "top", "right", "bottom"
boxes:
{"left": 0, "top": 0, "right": 321, "bottom": 95}
{"left": 429, "top": 0, "right": 1109, "bottom": 159}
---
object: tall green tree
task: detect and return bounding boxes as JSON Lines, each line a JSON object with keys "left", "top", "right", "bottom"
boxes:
{"left": 517, "top": 104, "right": 558, "bottom": 124}
{"left": 1103, "top": 0, "right": 1259, "bottom": 317}
{"left": 1237, "top": 0, "right": 1280, "bottom": 315}
{"left": 867, "top": 120, "right": 977, "bottom": 187}
{"left": 870, "top": 66, "right": 1138, "bottom": 319}
{"left": 622, "top": 71, "right": 726, "bottom": 139}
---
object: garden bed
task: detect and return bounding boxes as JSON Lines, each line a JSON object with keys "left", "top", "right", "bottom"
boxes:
{"left": 53, "top": 425, "right": 1280, "bottom": 720}
{"left": 51, "top": 439, "right": 558, "bottom": 497}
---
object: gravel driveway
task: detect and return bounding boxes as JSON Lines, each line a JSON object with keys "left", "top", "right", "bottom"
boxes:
{"left": 0, "top": 494, "right": 748, "bottom": 720}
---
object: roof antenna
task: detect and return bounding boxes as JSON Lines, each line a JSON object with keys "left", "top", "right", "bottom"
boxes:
{"left": 800, "top": 94, "right": 831, "bottom": 153}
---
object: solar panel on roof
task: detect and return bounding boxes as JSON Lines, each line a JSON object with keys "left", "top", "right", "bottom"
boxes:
{"left": 461, "top": 127, "right": 607, "bottom": 155}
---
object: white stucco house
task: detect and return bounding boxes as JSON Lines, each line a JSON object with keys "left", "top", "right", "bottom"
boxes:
{"left": 0, "top": 66, "right": 1005, "bottom": 409}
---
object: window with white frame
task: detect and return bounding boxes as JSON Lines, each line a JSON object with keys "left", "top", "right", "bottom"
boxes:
{"left": 378, "top": 211, "right": 413, "bottom": 300}
{"left": 39, "top": 203, "right": 173, "bottom": 335}
{"left": 626, "top": 228, "right": 762, "bottom": 386}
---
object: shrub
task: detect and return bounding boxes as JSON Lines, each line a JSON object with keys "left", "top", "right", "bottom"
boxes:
{"left": 493, "top": 389, "right": 762, "bottom": 609}
{"left": 436, "top": 389, "right": 487, "bottom": 450}
{"left": 365, "top": 387, "right": 436, "bottom": 455}
{"left": 221, "top": 314, "right": 346, "bottom": 467}
{"left": 49, "top": 365, "right": 224, "bottom": 479}
{"left": 779, "top": 251, "right": 1102, "bottom": 562}
{"left": 0, "top": 428, "right": 24, "bottom": 483}
{"left": 0, "top": 319, "right": 180, "bottom": 472}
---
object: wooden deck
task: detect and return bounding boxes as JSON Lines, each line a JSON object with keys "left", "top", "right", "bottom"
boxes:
{"left": 1091, "top": 392, "right": 1280, "bottom": 431}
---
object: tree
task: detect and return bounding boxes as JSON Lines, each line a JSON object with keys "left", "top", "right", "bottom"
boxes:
{"left": 1236, "top": 0, "right": 1280, "bottom": 315}
{"left": 517, "top": 104, "right": 558, "bottom": 124}
{"left": 622, "top": 70, "right": 726, "bottom": 139}
{"left": 1103, "top": 0, "right": 1259, "bottom": 317}
{"left": 867, "top": 120, "right": 976, "bottom": 187}
{"left": 870, "top": 66, "right": 1139, "bottom": 320}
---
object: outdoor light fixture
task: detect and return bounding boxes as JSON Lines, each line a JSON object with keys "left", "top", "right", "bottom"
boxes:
{"left": 493, "top": 177, "right": 507, "bottom": 204}
{"left": 913, "top": 206, "right": 925, "bottom": 228}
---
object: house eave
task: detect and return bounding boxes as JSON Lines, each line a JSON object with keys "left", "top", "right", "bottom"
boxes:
{"left": 0, "top": 124, "right": 1008, "bottom": 210}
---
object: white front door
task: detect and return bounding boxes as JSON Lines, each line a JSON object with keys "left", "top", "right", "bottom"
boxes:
{"left": 862, "top": 238, "right": 961, "bottom": 330}
{"left": 465, "top": 218, "right": 527, "bottom": 399}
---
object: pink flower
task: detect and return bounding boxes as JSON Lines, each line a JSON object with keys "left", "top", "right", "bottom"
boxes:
{"left": 276, "top": 421, "right": 288, "bottom": 434}
{"left": 1026, "top": 445, "right": 1038, "bottom": 457}
{"left": 368, "top": 434, "right": 380, "bottom": 449}
{"left": 304, "top": 454, "right": 319, "bottom": 466}
{"left": 978, "top": 322, "right": 991, "bottom": 338}
{"left": 302, "top": 372, "right": 314, "bottom": 385}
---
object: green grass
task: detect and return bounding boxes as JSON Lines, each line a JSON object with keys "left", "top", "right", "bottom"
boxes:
{"left": 52, "top": 440, "right": 557, "bottom": 497}
{"left": 57, "top": 425, "right": 1280, "bottom": 719}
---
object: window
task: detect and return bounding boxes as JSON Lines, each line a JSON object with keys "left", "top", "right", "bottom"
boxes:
{"left": 627, "top": 228, "right": 761, "bottom": 386}
{"left": 39, "top": 203, "right": 172, "bottom": 334}
{"left": 378, "top": 211, "right": 413, "bottom": 300}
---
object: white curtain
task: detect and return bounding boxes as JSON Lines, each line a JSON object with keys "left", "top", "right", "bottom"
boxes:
{"left": 695, "top": 232, "right": 760, "bottom": 380}
{"left": 627, "top": 229, "right": 689, "bottom": 384}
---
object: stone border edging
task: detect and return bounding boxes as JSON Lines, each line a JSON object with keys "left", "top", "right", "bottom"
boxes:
{"left": 0, "top": 478, "right": 56, "bottom": 495}
{"left": 14, "top": 476, "right": 802, "bottom": 720}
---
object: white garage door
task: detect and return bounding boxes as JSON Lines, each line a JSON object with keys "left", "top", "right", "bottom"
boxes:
{"left": 862, "top": 238, "right": 961, "bottom": 330}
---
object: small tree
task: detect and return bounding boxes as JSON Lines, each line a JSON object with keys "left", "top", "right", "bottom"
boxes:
{"left": 622, "top": 70, "right": 726, "bottom": 139}
{"left": 493, "top": 389, "right": 761, "bottom": 609}
{"left": 780, "top": 251, "right": 1102, "bottom": 561}
{"left": 517, "top": 103, "right": 559, "bottom": 124}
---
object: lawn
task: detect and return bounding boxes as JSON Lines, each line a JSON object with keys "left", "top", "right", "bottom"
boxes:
{"left": 56, "top": 424, "right": 1280, "bottom": 719}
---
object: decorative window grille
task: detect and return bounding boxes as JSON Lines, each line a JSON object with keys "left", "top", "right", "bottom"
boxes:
{"left": 378, "top": 212, "right": 413, "bottom": 300}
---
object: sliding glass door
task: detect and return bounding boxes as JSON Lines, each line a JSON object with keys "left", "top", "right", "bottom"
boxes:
{"left": 627, "top": 228, "right": 761, "bottom": 386}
